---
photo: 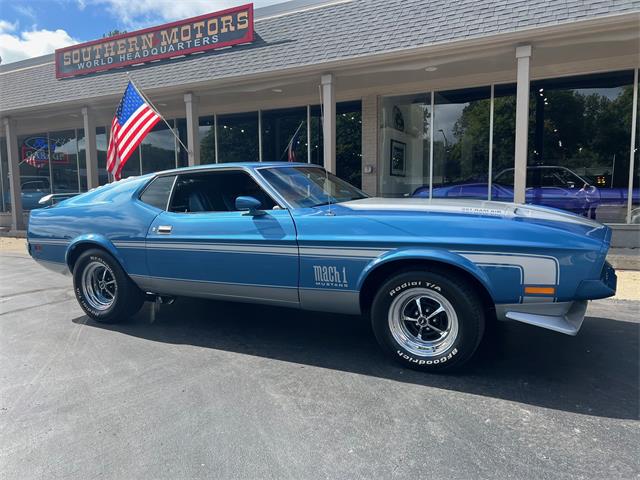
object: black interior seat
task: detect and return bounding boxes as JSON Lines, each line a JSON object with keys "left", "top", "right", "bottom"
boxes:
{"left": 187, "top": 190, "right": 213, "bottom": 212}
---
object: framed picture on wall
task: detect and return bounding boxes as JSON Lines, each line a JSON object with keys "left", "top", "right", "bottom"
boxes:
{"left": 390, "top": 139, "right": 406, "bottom": 177}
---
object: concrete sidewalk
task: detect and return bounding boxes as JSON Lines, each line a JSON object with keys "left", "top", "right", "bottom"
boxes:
{"left": 2, "top": 237, "right": 638, "bottom": 300}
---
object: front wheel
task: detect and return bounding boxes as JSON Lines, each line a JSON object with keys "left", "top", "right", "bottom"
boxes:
{"left": 73, "top": 248, "right": 145, "bottom": 323}
{"left": 371, "top": 269, "right": 485, "bottom": 372}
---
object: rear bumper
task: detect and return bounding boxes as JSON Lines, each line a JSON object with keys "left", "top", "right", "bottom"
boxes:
{"left": 495, "top": 300, "right": 588, "bottom": 336}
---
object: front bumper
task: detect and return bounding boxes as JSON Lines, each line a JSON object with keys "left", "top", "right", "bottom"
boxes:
{"left": 495, "top": 300, "right": 588, "bottom": 336}
{"left": 575, "top": 261, "right": 617, "bottom": 300}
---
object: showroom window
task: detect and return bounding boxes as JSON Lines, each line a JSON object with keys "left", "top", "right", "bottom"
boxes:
{"left": 379, "top": 93, "right": 431, "bottom": 197}
{"left": 380, "top": 88, "right": 492, "bottom": 199}
{"left": 217, "top": 112, "right": 259, "bottom": 163}
{"left": 175, "top": 118, "right": 189, "bottom": 168}
{"left": 96, "top": 126, "right": 110, "bottom": 186}
{"left": 77, "top": 128, "right": 87, "bottom": 191}
{"left": 141, "top": 121, "right": 177, "bottom": 174}
{"left": 15, "top": 128, "right": 92, "bottom": 209}
{"left": 490, "top": 84, "right": 517, "bottom": 202}
{"left": 528, "top": 70, "right": 636, "bottom": 223}
{"left": 378, "top": 71, "right": 639, "bottom": 225}
{"left": 195, "top": 102, "right": 362, "bottom": 186}
{"left": 17, "top": 132, "right": 53, "bottom": 210}
{"left": 309, "top": 105, "right": 323, "bottom": 166}
{"left": 198, "top": 116, "right": 216, "bottom": 165}
{"left": 261, "top": 106, "right": 307, "bottom": 162}
{"left": 433, "top": 87, "right": 491, "bottom": 199}
{"left": 336, "top": 101, "right": 362, "bottom": 188}
{"left": 49, "top": 130, "right": 80, "bottom": 194}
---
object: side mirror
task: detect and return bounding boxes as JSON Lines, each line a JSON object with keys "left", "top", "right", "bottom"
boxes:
{"left": 235, "top": 196, "right": 264, "bottom": 215}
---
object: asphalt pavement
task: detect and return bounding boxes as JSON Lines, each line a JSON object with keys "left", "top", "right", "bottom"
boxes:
{"left": 1, "top": 252, "right": 638, "bottom": 480}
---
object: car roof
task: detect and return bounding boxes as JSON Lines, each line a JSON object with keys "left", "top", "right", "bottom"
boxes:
{"left": 156, "top": 162, "right": 317, "bottom": 176}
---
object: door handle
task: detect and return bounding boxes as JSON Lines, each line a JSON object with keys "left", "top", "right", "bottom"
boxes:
{"left": 157, "top": 225, "right": 173, "bottom": 234}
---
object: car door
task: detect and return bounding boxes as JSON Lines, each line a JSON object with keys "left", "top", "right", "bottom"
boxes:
{"left": 145, "top": 168, "right": 299, "bottom": 307}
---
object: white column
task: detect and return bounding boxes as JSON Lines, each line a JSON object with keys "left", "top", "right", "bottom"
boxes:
{"left": 488, "top": 84, "right": 495, "bottom": 200}
{"left": 514, "top": 45, "right": 532, "bottom": 204}
{"left": 321, "top": 73, "right": 336, "bottom": 173}
{"left": 627, "top": 68, "right": 638, "bottom": 224}
{"left": 184, "top": 92, "right": 200, "bottom": 166}
{"left": 3, "top": 118, "right": 24, "bottom": 231}
{"left": 361, "top": 95, "right": 378, "bottom": 195}
{"left": 81, "top": 107, "right": 99, "bottom": 189}
{"left": 306, "top": 105, "right": 312, "bottom": 163}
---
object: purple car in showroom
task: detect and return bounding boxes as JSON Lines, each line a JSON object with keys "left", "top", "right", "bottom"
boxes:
{"left": 413, "top": 166, "right": 602, "bottom": 218}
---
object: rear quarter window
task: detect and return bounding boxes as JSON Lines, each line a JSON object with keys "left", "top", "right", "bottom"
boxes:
{"left": 139, "top": 175, "right": 176, "bottom": 210}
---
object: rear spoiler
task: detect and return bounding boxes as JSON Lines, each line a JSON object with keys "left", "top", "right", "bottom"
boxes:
{"left": 38, "top": 192, "right": 80, "bottom": 206}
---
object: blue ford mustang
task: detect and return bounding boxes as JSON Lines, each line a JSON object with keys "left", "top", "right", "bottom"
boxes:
{"left": 27, "top": 162, "right": 617, "bottom": 372}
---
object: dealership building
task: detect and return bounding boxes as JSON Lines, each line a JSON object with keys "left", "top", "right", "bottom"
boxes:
{"left": 0, "top": 0, "right": 638, "bottom": 246}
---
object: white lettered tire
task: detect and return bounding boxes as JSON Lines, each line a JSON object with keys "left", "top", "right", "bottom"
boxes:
{"left": 73, "top": 248, "right": 145, "bottom": 323}
{"left": 371, "top": 269, "right": 485, "bottom": 372}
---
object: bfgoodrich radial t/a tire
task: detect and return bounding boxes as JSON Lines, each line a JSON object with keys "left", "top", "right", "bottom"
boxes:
{"left": 371, "top": 269, "right": 485, "bottom": 372}
{"left": 73, "top": 248, "right": 144, "bottom": 323}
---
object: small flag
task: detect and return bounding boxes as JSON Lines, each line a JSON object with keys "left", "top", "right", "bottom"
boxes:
{"left": 287, "top": 123, "right": 303, "bottom": 162}
{"left": 107, "top": 82, "right": 161, "bottom": 180}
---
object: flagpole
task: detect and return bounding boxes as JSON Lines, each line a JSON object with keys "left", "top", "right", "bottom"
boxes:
{"left": 125, "top": 72, "right": 191, "bottom": 155}
{"left": 279, "top": 120, "right": 305, "bottom": 161}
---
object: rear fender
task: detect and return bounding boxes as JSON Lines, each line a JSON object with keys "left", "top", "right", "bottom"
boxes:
{"left": 357, "top": 248, "right": 496, "bottom": 299}
{"left": 66, "top": 234, "right": 125, "bottom": 271}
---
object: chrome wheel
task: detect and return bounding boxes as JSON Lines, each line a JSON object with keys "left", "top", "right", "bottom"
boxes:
{"left": 81, "top": 260, "right": 117, "bottom": 311}
{"left": 388, "top": 288, "right": 458, "bottom": 357}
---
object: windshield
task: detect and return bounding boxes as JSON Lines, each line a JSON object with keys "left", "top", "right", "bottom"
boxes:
{"left": 259, "top": 166, "right": 367, "bottom": 208}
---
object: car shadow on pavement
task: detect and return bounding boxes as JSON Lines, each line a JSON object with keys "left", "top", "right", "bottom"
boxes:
{"left": 73, "top": 297, "right": 639, "bottom": 420}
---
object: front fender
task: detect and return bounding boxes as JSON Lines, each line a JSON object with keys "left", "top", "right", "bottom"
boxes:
{"left": 357, "top": 247, "right": 496, "bottom": 300}
{"left": 66, "top": 234, "right": 126, "bottom": 270}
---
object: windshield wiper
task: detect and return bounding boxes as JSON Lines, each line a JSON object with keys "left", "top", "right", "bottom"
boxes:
{"left": 311, "top": 200, "right": 333, "bottom": 207}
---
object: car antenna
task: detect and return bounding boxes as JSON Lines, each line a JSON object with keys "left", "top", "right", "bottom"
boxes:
{"left": 319, "top": 84, "right": 335, "bottom": 216}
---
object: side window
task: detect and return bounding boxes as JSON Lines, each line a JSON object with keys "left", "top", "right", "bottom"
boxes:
{"left": 139, "top": 175, "right": 176, "bottom": 210}
{"left": 169, "top": 170, "right": 277, "bottom": 213}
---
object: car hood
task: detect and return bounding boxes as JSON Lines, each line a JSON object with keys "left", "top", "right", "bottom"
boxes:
{"left": 340, "top": 197, "right": 598, "bottom": 225}
{"left": 335, "top": 197, "right": 610, "bottom": 247}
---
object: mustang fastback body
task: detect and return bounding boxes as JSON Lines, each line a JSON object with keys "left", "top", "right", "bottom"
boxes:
{"left": 27, "top": 163, "right": 616, "bottom": 371}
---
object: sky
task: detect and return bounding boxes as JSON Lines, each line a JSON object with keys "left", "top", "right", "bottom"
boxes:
{"left": 0, "top": 0, "right": 286, "bottom": 65}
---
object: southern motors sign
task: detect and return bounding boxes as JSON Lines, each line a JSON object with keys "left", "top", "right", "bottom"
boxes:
{"left": 55, "top": 4, "right": 254, "bottom": 78}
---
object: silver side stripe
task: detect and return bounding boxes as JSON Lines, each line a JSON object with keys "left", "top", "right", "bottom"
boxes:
{"left": 130, "top": 274, "right": 298, "bottom": 290}
{"left": 145, "top": 243, "right": 298, "bottom": 256}
{"left": 114, "top": 241, "right": 298, "bottom": 256}
{"left": 30, "top": 239, "right": 69, "bottom": 246}
{"left": 112, "top": 241, "right": 143, "bottom": 248}
{"left": 299, "top": 247, "right": 387, "bottom": 258}
{"left": 456, "top": 252, "right": 559, "bottom": 285}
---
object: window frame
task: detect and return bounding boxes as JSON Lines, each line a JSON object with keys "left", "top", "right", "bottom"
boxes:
{"left": 159, "top": 167, "right": 284, "bottom": 215}
{"left": 138, "top": 174, "right": 178, "bottom": 211}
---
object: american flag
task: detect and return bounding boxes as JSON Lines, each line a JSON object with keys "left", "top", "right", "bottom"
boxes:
{"left": 107, "top": 82, "right": 161, "bottom": 180}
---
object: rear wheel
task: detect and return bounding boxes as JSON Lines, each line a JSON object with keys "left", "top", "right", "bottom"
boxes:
{"left": 371, "top": 269, "right": 485, "bottom": 372}
{"left": 73, "top": 248, "right": 144, "bottom": 323}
